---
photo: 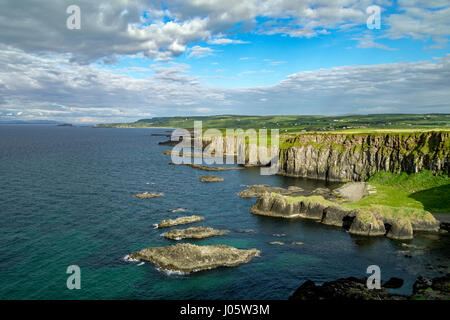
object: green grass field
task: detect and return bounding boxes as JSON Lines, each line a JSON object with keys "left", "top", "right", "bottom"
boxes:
{"left": 97, "top": 114, "right": 450, "bottom": 133}
{"left": 344, "top": 170, "right": 450, "bottom": 213}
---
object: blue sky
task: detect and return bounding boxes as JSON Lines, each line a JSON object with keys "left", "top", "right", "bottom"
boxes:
{"left": 0, "top": 0, "right": 449, "bottom": 123}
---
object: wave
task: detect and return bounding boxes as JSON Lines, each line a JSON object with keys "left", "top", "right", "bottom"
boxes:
{"left": 123, "top": 254, "right": 139, "bottom": 263}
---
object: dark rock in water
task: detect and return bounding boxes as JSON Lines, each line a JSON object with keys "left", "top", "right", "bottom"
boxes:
{"left": 151, "top": 133, "right": 171, "bottom": 137}
{"left": 383, "top": 277, "right": 404, "bottom": 289}
{"left": 439, "top": 222, "right": 450, "bottom": 233}
{"left": 412, "top": 274, "right": 450, "bottom": 300}
{"left": 289, "top": 277, "right": 398, "bottom": 300}
{"left": 290, "top": 274, "right": 450, "bottom": 300}
{"left": 158, "top": 139, "right": 179, "bottom": 146}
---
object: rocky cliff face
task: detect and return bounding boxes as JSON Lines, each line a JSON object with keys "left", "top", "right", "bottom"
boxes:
{"left": 278, "top": 132, "right": 449, "bottom": 181}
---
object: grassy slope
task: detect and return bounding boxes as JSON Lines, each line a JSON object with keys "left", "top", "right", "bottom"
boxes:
{"left": 344, "top": 170, "right": 450, "bottom": 213}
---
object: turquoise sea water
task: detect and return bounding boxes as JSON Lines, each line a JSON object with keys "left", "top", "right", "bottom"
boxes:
{"left": 0, "top": 125, "right": 448, "bottom": 299}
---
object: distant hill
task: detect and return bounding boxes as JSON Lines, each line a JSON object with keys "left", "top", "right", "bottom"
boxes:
{"left": 0, "top": 120, "right": 62, "bottom": 125}
{"left": 95, "top": 114, "right": 450, "bottom": 133}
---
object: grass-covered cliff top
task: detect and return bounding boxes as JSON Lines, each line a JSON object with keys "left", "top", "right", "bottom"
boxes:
{"left": 344, "top": 170, "right": 450, "bottom": 213}
{"left": 96, "top": 114, "right": 450, "bottom": 133}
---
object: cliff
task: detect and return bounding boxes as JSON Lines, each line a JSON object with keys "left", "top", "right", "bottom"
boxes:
{"left": 278, "top": 132, "right": 449, "bottom": 182}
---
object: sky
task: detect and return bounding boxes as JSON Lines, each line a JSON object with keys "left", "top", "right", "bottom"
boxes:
{"left": 0, "top": 0, "right": 449, "bottom": 123}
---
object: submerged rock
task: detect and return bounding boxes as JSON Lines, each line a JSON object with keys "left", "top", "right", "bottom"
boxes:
{"left": 163, "top": 226, "right": 229, "bottom": 240}
{"left": 383, "top": 277, "right": 404, "bottom": 289}
{"left": 129, "top": 243, "right": 260, "bottom": 273}
{"left": 135, "top": 192, "right": 164, "bottom": 199}
{"left": 156, "top": 215, "right": 204, "bottom": 228}
{"left": 198, "top": 175, "right": 224, "bottom": 182}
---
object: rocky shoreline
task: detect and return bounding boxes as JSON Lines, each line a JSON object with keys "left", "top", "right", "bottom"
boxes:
{"left": 244, "top": 184, "right": 441, "bottom": 240}
{"left": 289, "top": 274, "right": 450, "bottom": 300}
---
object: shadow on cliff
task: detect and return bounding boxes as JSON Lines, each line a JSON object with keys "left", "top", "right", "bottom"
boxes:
{"left": 409, "top": 184, "right": 450, "bottom": 213}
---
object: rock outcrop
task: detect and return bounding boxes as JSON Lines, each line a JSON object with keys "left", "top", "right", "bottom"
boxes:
{"left": 289, "top": 277, "right": 400, "bottom": 300}
{"left": 163, "top": 226, "right": 230, "bottom": 240}
{"left": 250, "top": 193, "right": 440, "bottom": 240}
{"left": 129, "top": 243, "right": 260, "bottom": 273}
{"left": 198, "top": 175, "right": 224, "bottom": 182}
{"left": 135, "top": 192, "right": 164, "bottom": 199}
{"left": 278, "top": 132, "right": 449, "bottom": 182}
{"left": 156, "top": 215, "right": 204, "bottom": 228}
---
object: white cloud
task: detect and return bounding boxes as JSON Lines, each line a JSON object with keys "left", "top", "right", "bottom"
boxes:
{"left": 188, "top": 46, "right": 215, "bottom": 58}
{"left": 208, "top": 38, "right": 249, "bottom": 45}
{"left": 353, "top": 35, "right": 397, "bottom": 51}
{"left": 2, "top": 46, "right": 449, "bottom": 123}
{"left": 0, "top": 0, "right": 448, "bottom": 64}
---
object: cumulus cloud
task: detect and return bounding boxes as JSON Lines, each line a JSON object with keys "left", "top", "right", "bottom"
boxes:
{"left": 387, "top": 1, "right": 450, "bottom": 47}
{"left": 1, "top": 46, "right": 449, "bottom": 123}
{"left": 1, "top": 0, "right": 447, "bottom": 64}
